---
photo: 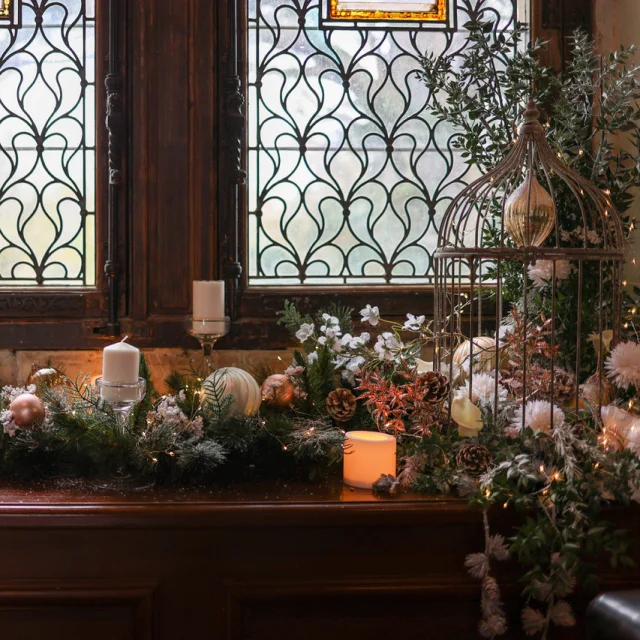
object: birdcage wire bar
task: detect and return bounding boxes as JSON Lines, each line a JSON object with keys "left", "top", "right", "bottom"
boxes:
{"left": 434, "top": 99, "right": 624, "bottom": 426}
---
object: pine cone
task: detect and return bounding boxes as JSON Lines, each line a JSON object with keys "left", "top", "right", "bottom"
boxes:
{"left": 419, "top": 371, "right": 451, "bottom": 405}
{"left": 326, "top": 388, "right": 357, "bottom": 422}
{"left": 456, "top": 443, "right": 492, "bottom": 476}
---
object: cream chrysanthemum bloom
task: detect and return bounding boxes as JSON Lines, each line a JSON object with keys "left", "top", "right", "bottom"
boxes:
{"left": 458, "top": 373, "right": 507, "bottom": 407}
{"left": 527, "top": 260, "right": 572, "bottom": 290}
{"left": 605, "top": 341, "right": 640, "bottom": 389}
{"left": 511, "top": 400, "right": 565, "bottom": 434}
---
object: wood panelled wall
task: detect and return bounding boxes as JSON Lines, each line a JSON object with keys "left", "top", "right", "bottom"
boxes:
{"left": 128, "top": 0, "right": 219, "bottom": 347}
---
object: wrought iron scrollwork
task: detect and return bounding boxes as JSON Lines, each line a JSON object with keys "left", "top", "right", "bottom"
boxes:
{"left": 222, "top": 0, "right": 245, "bottom": 319}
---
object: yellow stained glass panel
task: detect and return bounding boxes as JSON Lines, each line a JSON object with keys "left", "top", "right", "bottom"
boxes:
{"left": 0, "top": 0, "right": 11, "bottom": 18}
{"left": 330, "top": 0, "right": 446, "bottom": 21}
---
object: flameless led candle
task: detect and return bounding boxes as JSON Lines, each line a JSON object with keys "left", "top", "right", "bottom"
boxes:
{"left": 193, "top": 281, "right": 225, "bottom": 320}
{"left": 343, "top": 431, "right": 396, "bottom": 489}
{"left": 101, "top": 337, "right": 140, "bottom": 401}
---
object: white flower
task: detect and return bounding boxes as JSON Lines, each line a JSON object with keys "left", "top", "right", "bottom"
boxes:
{"left": 374, "top": 332, "right": 403, "bottom": 361}
{"left": 360, "top": 304, "right": 380, "bottom": 326}
{"left": 415, "top": 358, "right": 433, "bottom": 373}
{"left": 332, "top": 355, "right": 348, "bottom": 369}
{"left": 0, "top": 409, "right": 17, "bottom": 437}
{"left": 451, "top": 394, "right": 483, "bottom": 437}
{"left": 511, "top": 400, "right": 565, "bottom": 434}
{"left": 496, "top": 324, "right": 514, "bottom": 347}
{"left": 586, "top": 229, "right": 601, "bottom": 245}
{"left": 295, "top": 323, "right": 314, "bottom": 343}
{"left": 403, "top": 313, "right": 425, "bottom": 331}
{"left": 307, "top": 351, "right": 318, "bottom": 364}
{"left": 528, "top": 260, "right": 572, "bottom": 290}
{"left": 284, "top": 365, "right": 305, "bottom": 377}
{"left": 346, "top": 355, "right": 365, "bottom": 374}
{"left": 605, "top": 341, "right": 640, "bottom": 389}
{"left": 341, "top": 333, "right": 370, "bottom": 349}
{"left": 342, "top": 356, "right": 366, "bottom": 384}
{"left": 457, "top": 373, "right": 507, "bottom": 407}
{"left": 2, "top": 384, "right": 36, "bottom": 404}
{"left": 188, "top": 415, "right": 204, "bottom": 438}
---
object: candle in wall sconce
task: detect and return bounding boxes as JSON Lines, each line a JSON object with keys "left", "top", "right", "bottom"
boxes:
{"left": 343, "top": 431, "right": 397, "bottom": 489}
{"left": 193, "top": 281, "right": 225, "bottom": 319}
{"left": 192, "top": 281, "right": 226, "bottom": 336}
{"left": 100, "top": 336, "right": 140, "bottom": 402}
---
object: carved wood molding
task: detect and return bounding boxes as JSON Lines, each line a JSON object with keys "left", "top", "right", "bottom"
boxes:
{"left": 105, "top": 72, "right": 124, "bottom": 186}
{"left": 0, "top": 293, "right": 85, "bottom": 318}
{"left": 0, "top": 579, "right": 156, "bottom": 640}
{"left": 221, "top": 0, "right": 245, "bottom": 319}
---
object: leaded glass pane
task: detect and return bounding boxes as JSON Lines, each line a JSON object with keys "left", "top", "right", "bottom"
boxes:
{"left": 0, "top": 0, "right": 96, "bottom": 286}
{"left": 247, "top": 0, "right": 518, "bottom": 286}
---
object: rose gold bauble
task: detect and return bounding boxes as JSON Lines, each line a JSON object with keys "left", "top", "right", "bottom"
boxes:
{"left": 598, "top": 426, "right": 624, "bottom": 454}
{"left": 260, "top": 374, "right": 295, "bottom": 408}
{"left": 26, "top": 365, "right": 66, "bottom": 389}
{"left": 579, "top": 373, "right": 612, "bottom": 410}
{"left": 9, "top": 393, "right": 45, "bottom": 427}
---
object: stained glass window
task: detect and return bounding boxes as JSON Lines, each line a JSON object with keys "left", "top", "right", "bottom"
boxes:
{"left": 0, "top": 0, "right": 96, "bottom": 286}
{"left": 330, "top": 0, "right": 447, "bottom": 22}
{"left": 0, "top": 0, "right": 11, "bottom": 20}
{"left": 247, "top": 0, "right": 518, "bottom": 286}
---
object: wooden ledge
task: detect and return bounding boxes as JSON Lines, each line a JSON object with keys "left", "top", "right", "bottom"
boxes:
{"left": 0, "top": 480, "right": 478, "bottom": 529}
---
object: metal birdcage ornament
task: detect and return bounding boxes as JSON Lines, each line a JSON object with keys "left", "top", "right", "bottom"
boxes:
{"left": 434, "top": 98, "right": 624, "bottom": 427}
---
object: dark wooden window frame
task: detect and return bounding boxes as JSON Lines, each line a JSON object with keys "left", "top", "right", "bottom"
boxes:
{"left": 0, "top": 0, "right": 590, "bottom": 351}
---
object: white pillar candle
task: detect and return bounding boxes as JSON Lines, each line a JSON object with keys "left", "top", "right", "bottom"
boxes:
{"left": 343, "top": 431, "right": 396, "bottom": 489}
{"left": 193, "top": 280, "right": 225, "bottom": 319}
{"left": 101, "top": 337, "right": 140, "bottom": 402}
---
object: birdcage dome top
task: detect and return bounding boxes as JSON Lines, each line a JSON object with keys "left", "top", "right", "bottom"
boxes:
{"left": 435, "top": 98, "right": 624, "bottom": 262}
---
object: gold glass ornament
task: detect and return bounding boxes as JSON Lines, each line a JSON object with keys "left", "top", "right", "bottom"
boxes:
{"left": 26, "top": 365, "right": 67, "bottom": 389}
{"left": 10, "top": 393, "right": 45, "bottom": 427}
{"left": 504, "top": 172, "right": 555, "bottom": 247}
{"left": 261, "top": 374, "right": 295, "bottom": 409}
{"left": 579, "top": 372, "right": 612, "bottom": 409}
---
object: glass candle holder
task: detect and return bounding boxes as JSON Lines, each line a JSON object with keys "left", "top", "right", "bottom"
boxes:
{"left": 185, "top": 316, "right": 230, "bottom": 373}
{"left": 96, "top": 377, "right": 146, "bottom": 425}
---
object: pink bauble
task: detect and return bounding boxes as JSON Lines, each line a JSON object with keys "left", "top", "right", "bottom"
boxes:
{"left": 10, "top": 393, "right": 45, "bottom": 427}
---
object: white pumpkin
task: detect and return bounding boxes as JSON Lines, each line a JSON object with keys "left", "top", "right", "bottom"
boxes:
{"left": 453, "top": 337, "right": 499, "bottom": 378}
{"left": 203, "top": 367, "right": 261, "bottom": 417}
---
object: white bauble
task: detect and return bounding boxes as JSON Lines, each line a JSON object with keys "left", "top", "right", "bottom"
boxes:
{"left": 204, "top": 367, "right": 261, "bottom": 417}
